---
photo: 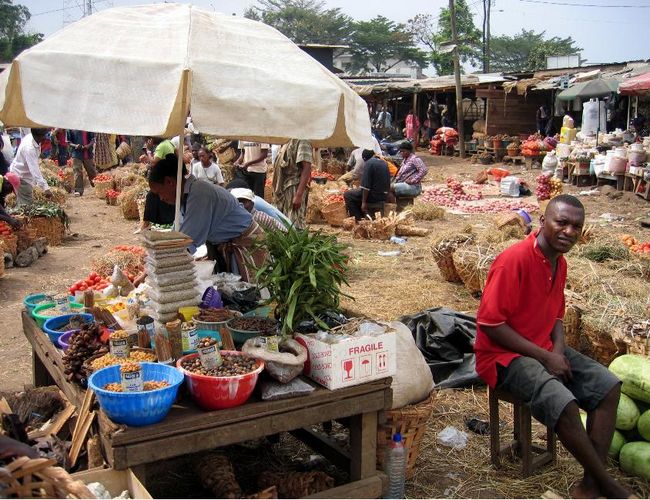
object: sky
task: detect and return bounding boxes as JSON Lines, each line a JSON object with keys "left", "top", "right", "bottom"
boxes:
{"left": 16, "top": 0, "right": 650, "bottom": 72}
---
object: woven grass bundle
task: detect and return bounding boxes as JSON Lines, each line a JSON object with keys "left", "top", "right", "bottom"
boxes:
{"left": 33, "top": 187, "right": 67, "bottom": 206}
{"left": 452, "top": 242, "right": 503, "bottom": 295}
{"left": 0, "top": 233, "right": 18, "bottom": 258}
{"left": 258, "top": 470, "right": 334, "bottom": 498}
{"left": 94, "top": 178, "right": 114, "bottom": 200}
{"left": 431, "top": 229, "right": 475, "bottom": 283}
{"left": 197, "top": 453, "right": 241, "bottom": 499}
{"left": 411, "top": 202, "right": 445, "bottom": 221}
{"left": 91, "top": 247, "right": 145, "bottom": 277}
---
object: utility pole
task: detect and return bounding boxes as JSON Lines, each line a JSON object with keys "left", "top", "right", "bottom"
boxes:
{"left": 449, "top": 0, "right": 465, "bottom": 157}
{"left": 86, "top": 0, "right": 92, "bottom": 16}
{"left": 486, "top": 0, "right": 491, "bottom": 73}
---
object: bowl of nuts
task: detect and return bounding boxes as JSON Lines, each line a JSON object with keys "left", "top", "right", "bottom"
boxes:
{"left": 226, "top": 316, "right": 279, "bottom": 348}
{"left": 88, "top": 362, "right": 183, "bottom": 426}
{"left": 177, "top": 348, "right": 264, "bottom": 411}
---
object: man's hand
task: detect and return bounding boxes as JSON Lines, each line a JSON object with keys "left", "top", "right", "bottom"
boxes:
{"left": 361, "top": 202, "right": 368, "bottom": 214}
{"left": 542, "top": 351, "right": 572, "bottom": 383}
{"left": 292, "top": 192, "right": 303, "bottom": 211}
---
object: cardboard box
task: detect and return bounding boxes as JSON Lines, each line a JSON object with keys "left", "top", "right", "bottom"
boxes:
{"left": 72, "top": 467, "right": 152, "bottom": 499}
{"left": 296, "top": 332, "right": 396, "bottom": 390}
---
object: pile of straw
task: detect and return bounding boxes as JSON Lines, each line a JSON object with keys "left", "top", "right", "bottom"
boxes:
{"left": 411, "top": 202, "right": 445, "bottom": 221}
{"left": 33, "top": 187, "right": 67, "bottom": 206}
{"left": 452, "top": 240, "right": 515, "bottom": 295}
{"left": 91, "top": 247, "right": 145, "bottom": 277}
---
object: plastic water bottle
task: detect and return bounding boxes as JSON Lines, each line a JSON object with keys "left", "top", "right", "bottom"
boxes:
{"left": 384, "top": 433, "right": 407, "bottom": 499}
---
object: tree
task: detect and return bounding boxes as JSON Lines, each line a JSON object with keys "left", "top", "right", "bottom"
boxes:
{"left": 0, "top": 0, "right": 42, "bottom": 62}
{"left": 410, "top": 0, "right": 481, "bottom": 76}
{"left": 348, "top": 16, "right": 427, "bottom": 74}
{"left": 489, "top": 30, "right": 580, "bottom": 73}
{"left": 244, "top": 0, "right": 352, "bottom": 45}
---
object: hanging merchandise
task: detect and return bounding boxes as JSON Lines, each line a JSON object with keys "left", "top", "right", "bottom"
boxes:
{"left": 582, "top": 99, "right": 606, "bottom": 136}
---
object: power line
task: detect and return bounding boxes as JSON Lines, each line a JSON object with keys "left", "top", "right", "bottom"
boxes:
{"left": 518, "top": 0, "right": 650, "bottom": 7}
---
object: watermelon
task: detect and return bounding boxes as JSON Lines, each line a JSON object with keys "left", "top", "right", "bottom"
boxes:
{"left": 616, "top": 394, "right": 640, "bottom": 431}
{"left": 620, "top": 441, "right": 650, "bottom": 480}
{"left": 609, "top": 355, "right": 650, "bottom": 404}
{"left": 580, "top": 412, "right": 627, "bottom": 459}
{"left": 638, "top": 409, "right": 650, "bottom": 441}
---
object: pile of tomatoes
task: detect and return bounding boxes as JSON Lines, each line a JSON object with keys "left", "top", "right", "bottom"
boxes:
{"left": 106, "top": 189, "right": 121, "bottom": 199}
{"left": 94, "top": 173, "right": 113, "bottom": 183}
{"left": 326, "top": 194, "right": 344, "bottom": 203}
{"left": 0, "top": 221, "right": 14, "bottom": 237}
{"left": 621, "top": 234, "right": 650, "bottom": 257}
{"left": 113, "top": 245, "right": 146, "bottom": 257}
{"left": 311, "top": 171, "right": 336, "bottom": 181}
{"left": 69, "top": 272, "right": 111, "bottom": 295}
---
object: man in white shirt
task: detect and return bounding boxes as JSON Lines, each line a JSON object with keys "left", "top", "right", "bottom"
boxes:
{"left": 191, "top": 146, "right": 224, "bottom": 185}
{"left": 235, "top": 141, "right": 269, "bottom": 198}
{"left": 9, "top": 128, "right": 51, "bottom": 206}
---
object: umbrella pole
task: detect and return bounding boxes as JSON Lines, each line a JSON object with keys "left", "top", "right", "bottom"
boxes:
{"left": 627, "top": 96, "right": 631, "bottom": 128}
{"left": 174, "top": 70, "right": 190, "bottom": 231}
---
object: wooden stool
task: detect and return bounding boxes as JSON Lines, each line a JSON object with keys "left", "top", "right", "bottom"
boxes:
{"left": 489, "top": 387, "right": 556, "bottom": 478}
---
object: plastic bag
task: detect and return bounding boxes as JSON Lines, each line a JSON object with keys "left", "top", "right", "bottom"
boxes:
{"left": 437, "top": 426, "right": 468, "bottom": 449}
{"left": 259, "top": 378, "right": 315, "bottom": 401}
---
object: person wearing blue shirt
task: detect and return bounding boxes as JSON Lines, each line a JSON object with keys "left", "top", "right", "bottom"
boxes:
{"left": 226, "top": 179, "right": 291, "bottom": 226}
{"left": 148, "top": 155, "right": 267, "bottom": 282}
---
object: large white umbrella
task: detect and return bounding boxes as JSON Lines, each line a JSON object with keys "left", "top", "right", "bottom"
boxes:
{"left": 0, "top": 3, "right": 372, "bottom": 226}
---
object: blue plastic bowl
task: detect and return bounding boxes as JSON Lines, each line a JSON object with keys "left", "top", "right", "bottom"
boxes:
{"left": 43, "top": 313, "right": 94, "bottom": 344}
{"left": 88, "top": 362, "right": 183, "bottom": 426}
{"left": 24, "top": 293, "right": 54, "bottom": 314}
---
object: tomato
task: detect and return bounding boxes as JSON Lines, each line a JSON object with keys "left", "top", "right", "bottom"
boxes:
{"left": 79, "top": 285, "right": 87, "bottom": 291}
{"left": 89, "top": 272, "right": 98, "bottom": 280}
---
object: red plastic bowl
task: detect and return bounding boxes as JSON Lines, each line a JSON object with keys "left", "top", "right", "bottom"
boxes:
{"left": 176, "top": 351, "right": 264, "bottom": 411}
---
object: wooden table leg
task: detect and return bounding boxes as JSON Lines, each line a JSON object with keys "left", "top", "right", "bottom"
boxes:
{"left": 32, "top": 348, "right": 53, "bottom": 387}
{"left": 349, "top": 411, "right": 378, "bottom": 481}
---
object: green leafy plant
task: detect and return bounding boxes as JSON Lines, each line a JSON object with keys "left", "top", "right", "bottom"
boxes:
{"left": 10, "top": 202, "right": 70, "bottom": 229}
{"left": 255, "top": 226, "right": 351, "bottom": 336}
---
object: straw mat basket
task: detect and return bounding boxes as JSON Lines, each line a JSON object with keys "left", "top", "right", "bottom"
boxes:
{"left": 94, "top": 178, "right": 114, "bottom": 199}
{"left": 0, "top": 233, "right": 18, "bottom": 258}
{"left": 431, "top": 233, "right": 473, "bottom": 283}
{"left": 27, "top": 216, "right": 65, "bottom": 246}
{"left": 16, "top": 226, "right": 38, "bottom": 253}
{"left": 377, "top": 390, "right": 437, "bottom": 479}
{"left": 0, "top": 456, "right": 93, "bottom": 498}
{"left": 563, "top": 304, "right": 583, "bottom": 351}
{"left": 611, "top": 321, "right": 650, "bottom": 357}
{"left": 264, "top": 182, "right": 273, "bottom": 203}
{"left": 580, "top": 319, "right": 625, "bottom": 365}
{"left": 321, "top": 201, "right": 348, "bottom": 227}
{"left": 0, "top": 241, "right": 5, "bottom": 278}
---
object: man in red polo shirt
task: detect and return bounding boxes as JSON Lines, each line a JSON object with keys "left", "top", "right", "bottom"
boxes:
{"left": 475, "top": 195, "right": 631, "bottom": 499}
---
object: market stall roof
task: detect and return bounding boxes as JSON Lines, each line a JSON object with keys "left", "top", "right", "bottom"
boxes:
{"left": 556, "top": 78, "right": 620, "bottom": 101}
{"left": 349, "top": 73, "right": 507, "bottom": 97}
{"left": 619, "top": 72, "right": 650, "bottom": 96}
{"left": 0, "top": 3, "right": 371, "bottom": 149}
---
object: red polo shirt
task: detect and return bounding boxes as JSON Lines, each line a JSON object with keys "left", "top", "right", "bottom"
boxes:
{"left": 474, "top": 231, "right": 566, "bottom": 388}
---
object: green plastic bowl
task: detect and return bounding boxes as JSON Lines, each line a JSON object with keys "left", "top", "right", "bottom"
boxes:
{"left": 32, "top": 302, "right": 84, "bottom": 329}
{"left": 226, "top": 317, "right": 278, "bottom": 348}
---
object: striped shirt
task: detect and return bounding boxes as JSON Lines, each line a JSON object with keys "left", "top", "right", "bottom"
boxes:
{"left": 395, "top": 153, "right": 428, "bottom": 185}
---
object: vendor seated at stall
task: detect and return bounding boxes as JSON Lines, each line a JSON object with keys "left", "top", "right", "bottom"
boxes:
{"left": 226, "top": 179, "right": 290, "bottom": 226}
{"left": 388, "top": 141, "right": 428, "bottom": 201}
{"left": 343, "top": 150, "right": 390, "bottom": 220}
{"left": 0, "top": 172, "right": 22, "bottom": 229}
{"left": 148, "top": 154, "right": 267, "bottom": 282}
{"left": 230, "top": 187, "right": 287, "bottom": 233}
{"left": 475, "top": 195, "right": 634, "bottom": 499}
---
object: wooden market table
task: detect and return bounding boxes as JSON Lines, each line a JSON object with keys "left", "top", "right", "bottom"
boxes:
{"left": 23, "top": 311, "right": 392, "bottom": 498}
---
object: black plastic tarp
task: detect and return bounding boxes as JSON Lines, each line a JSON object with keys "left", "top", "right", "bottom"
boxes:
{"left": 399, "top": 307, "right": 484, "bottom": 389}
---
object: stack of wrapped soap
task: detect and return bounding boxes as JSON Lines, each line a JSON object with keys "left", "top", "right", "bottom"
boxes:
{"left": 140, "top": 230, "right": 201, "bottom": 324}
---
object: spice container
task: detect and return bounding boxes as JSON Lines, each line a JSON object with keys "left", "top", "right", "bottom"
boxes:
{"left": 136, "top": 315, "right": 155, "bottom": 348}
{"left": 120, "top": 361, "right": 144, "bottom": 392}
{"left": 166, "top": 319, "right": 183, "bottom": 361}
{"left": 109, "top": 330, "right": 131, "bottom": 358}
{"left": 181, "top": 321, "right": 199, "bottom": 352}
{"left": 83, "top": 290, "right": 95, "bottom": 313}
{"left": 197, "top": 337, "right": 222, "bottom": 369}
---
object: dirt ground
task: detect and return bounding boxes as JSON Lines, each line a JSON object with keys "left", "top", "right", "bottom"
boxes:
{"left": 2, "top": 153, "right": 649, "bottom": 497}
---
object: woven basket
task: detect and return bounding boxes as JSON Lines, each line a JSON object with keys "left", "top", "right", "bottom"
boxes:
{"left": 611, "top": 321, "right": 650, "bottom": 357}
{"left": 581, "top": 320, "right": 624, "bottom": 365}
{"left": 94, "top": 178, "right": 114, "bottom": 199}
{"left": 0, "top": 233, "right": 18, "bottom": 258}
{"left": 264, "top": 183, "right": 274, "bottom": 203}
{"left": 563, "top": 304, "right": 583, "bottom": 351}
{"left": 106, "top": 196, "right": 119, "bottom": 206}
{"left": 377, "top": 390, "right": 437, "bottom": 479}
{"left": 321, "top": 201, "right": 348, "bottom": 227}
{"left": 116, "top": 141, "right": 132, "bottom": 160}
{"left": 434, "top": 253, "right": 462, "bottom": 282}
{"left": 27, "top": 216, "right": 65, "bottom": 246}
{"left": 0, "top": 241, "right": 5, "bottom": 278}
{"left": 0, "top": 456, "right": 93, "bottom": 498}
{"left": 16, "top": 226, "right": 37, "bottom": 253}
{"left": 494, "top": 212, "right": 524, "bottom": 229}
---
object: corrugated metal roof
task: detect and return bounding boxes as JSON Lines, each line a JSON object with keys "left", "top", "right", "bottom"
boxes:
{"left": 349, "top": 73, "right": 506, "bottom": 96}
